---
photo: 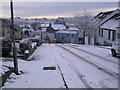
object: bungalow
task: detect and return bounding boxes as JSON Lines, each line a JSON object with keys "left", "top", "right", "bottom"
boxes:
{"left": 56, "top": 30, "right": 78, "bottom": 43}
{"left": 0, "top": 18, "right": 22, "bottom": 40}
{"left": 94, "top": 9, "right": 120, "bottom": 46}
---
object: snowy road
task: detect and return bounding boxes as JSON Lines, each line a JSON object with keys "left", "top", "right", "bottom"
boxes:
{"left": 3, "top": 44, "right": 118, "bottom": 88}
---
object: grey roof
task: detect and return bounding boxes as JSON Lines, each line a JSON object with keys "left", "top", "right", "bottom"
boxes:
{"left": 94, "top": 9, "right": 120, "bottom": 27}
{"left": 94, "top": 10, "right": 114, "bottom": 20}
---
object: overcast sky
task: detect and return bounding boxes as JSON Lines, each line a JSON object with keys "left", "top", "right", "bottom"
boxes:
{"left": 1, "top": 2, "right": 118, "bottom": 19}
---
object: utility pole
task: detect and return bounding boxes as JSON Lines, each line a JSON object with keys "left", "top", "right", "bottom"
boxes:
{"left": 41, "top": 31, "right": 42, "bottom": 43}
{"left": 117, "top": 2, "right": 120, "bottom": 90}
{"left": 10, "top": 0, "right": 19, "bottom": 74}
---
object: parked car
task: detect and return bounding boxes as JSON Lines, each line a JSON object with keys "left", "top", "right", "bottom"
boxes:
{"left": 30, "top": 36, "right": 41, "bottom": 46}
{"left": 111, "top": 39, "right": 120, "bottom": 57}
{"left": 19, "top": 38, "right": 32, "bottom": 54}
{"left": 0, "top": 37, "right": 12, "bottom": 56}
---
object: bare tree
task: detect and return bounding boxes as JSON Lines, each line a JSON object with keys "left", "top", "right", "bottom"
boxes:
{"left": 73, "top": 10, "right": 97, "bottom": 44}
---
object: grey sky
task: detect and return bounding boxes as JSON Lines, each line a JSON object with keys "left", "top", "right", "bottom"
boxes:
{"left": 1, "top": 2, "right": 118, "bottom": 18}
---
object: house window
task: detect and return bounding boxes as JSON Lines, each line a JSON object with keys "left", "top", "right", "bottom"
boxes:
{"left": 72, "top": 34, "right": 74, "bottom": 36}
{"left": 108, "top": 30, "right": 111, "bottom": 40}
{"left": 101, "top": 29, "right": 103, "bottom": 37}
{"left": 67, "top": 34, "right": 69, "bottom": 36}
{"left": 78, "top": 38, "right": 81, "bottom": 41}
{"left": 112, "top": 31, "right": 115, "bottom": 41}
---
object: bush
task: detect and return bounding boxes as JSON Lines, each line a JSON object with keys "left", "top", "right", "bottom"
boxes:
{"left": 0, "top": 37, "right": 12, "bottom": 56}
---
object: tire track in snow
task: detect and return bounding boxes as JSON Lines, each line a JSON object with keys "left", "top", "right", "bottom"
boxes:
{"left": 57, "top": 64, "right": 69, "bottom": 89}
{"left": 51, "top": 45, "right": 93, "bottom": 89}
{"left": 53, "top": 45, "right": 95, "bottom": 89}
{"left": 55, "top": 57, "right": 93, "bottom": 89}
{"left": 67, "top": 44, "right": 118, "bottom": 65}
{"left": 64, "top": 44, "right": 118, "bottom": 73}
{"left": 56, "top": 44, "right": 118, "bottom": 79}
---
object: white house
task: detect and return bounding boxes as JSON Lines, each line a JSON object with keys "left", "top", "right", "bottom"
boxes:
{"left": 94, "top": 9, "right": 120, "bottom": 46}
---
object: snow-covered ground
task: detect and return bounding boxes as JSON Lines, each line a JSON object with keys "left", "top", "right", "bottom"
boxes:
{"left": 1, "top": 58, "right": 14, "bottom": 76}
{"left": 2, "top": 44, "right": 118, "bottom": 88}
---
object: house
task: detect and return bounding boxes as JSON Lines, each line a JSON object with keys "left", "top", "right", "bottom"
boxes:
{"left": 22, "top": 28, "right": 38, "bottom": 37}
{"left": 46, "top": 23, "right": 56, "bottom": 43}
{"left": 45, "top": 23, "right": 67, "bottom": 43}
{"left": 67, "top": 27, "right": 84, "bottom": 44}
{"left": 40, "top": 23, "right": 49, "bottom": 41}
{"left": 0, "top": 18, "right": 22, "bottom": 40}
{"left": 46, "top": 23, "right": 55, "bottom": 33}
{"left": 56, "top": 30, "right": 78, "bottom": 43}
{"left": 41, "top": 28, "right": 47, "bottom": 42}
{"left": 94, "top": 9, "right": 120, "bottom": 46}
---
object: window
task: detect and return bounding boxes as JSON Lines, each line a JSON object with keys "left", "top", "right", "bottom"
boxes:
{"left": 101, "top": 29, "right": 103, "bottom": 37}
{"left": 108, "top": 30, "right": 111, "bottom": 40}
{"left": 79, "top": 38, "right": 81, "bottom": 41}
{"left": 112, "top": 31, "right": 115, "bottom": 41}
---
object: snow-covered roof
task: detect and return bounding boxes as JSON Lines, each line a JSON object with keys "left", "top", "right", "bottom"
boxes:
{"left": 97, "top": 9, "right": 120, "bottom": 27}
{"left": 52, "top": 24, "right": 66, "bottom": 30}
{"left": 20, "top": 38, "right": 31, "bottom": 44}
{"left": 41, "top": 28, "right": 47, "bottom": 32}
{"left": 20, "top": 24, "right": 31, "bottom": 28}
{"left": 56, "top": 30, "right": 77, "bottom": 34}
{"left": 66, "top": 23, "right": 75, "bottom": 27}
{"left": 22, "top": 29, "right": 34, "bottom": 32}
{"left": 68, "top": 27, "right": 79, "bottom": 31}
{"left": 100, "top": 19, "right": 118, "bottom": 30}
{"left": 41, "top": 24, "right": 49, "bottom": 28}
